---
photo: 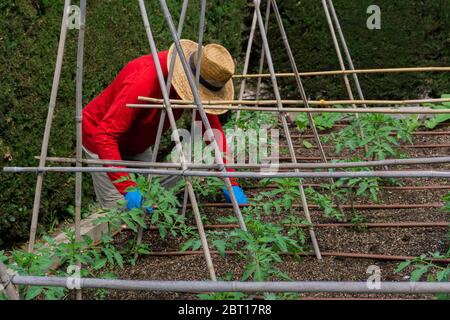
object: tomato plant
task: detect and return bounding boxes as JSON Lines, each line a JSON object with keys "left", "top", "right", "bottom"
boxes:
{"left": 224, "top": 110, "right": 276, "bottom": 131}
{"left": 296, "top": 112, "right": 344, "bottom": 132}
{"left": 424, "top": 94, "right": 450, "bottom": 129}
{"left": 395, "top": 193, "right": 450, "bottom": 300}
{"left": 256, "top": 178, "right": 301, "bottom": 214}
{"left": 232, "top": 214, "right": 302, "bottom": 281}
{"left": 327, "top": 114, "right": 419, "bottom": 160}
{"left": 0, "top": 246, "right": 65, "bottom": 300}
{"left": 0, "top": 174, "right": 194, "bottom": 300}
{"left": 116, "top": 175, "right": 192, "bottom": 239}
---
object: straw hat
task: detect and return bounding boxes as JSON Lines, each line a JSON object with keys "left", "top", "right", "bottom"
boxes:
{"left": 168, "top": 39, "right": 235, "bottom": 115}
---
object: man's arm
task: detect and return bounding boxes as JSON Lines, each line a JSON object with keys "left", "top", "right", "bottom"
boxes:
{"left": 197, "top": 113, "right": 248, "bottom": 204}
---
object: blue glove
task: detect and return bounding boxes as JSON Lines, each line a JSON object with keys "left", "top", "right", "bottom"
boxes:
{"left": 223, "top": 186, "right": 249, "bottom": 205}
{"left": 125, "top": 189, "right": 153, "bottom": 214}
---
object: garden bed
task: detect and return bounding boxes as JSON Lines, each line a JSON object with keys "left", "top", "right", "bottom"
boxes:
{"left": 2, "top": 113, "right": 449, "bottom": 301}
{"left": 80, "top": 119, "right": 449, "bottom": 300}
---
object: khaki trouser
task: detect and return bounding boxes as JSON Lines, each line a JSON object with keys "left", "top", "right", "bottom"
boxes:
{"left": 83, "top": 146, "right": 153, "bottom": 209}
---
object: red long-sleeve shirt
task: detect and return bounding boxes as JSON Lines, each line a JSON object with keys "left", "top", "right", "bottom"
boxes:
{"left": 82, "top": 51, "right": 236, "bottom": 194}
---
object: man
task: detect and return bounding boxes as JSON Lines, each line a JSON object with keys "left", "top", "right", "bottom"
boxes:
{"left": 82, "top": 39, "right": 248, "bottom": 211}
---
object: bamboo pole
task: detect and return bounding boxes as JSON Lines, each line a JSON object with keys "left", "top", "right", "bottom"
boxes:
{"left": 141, "top": 222, "right": 449, "bottom": 231}
{"left": 270, "top": 0, "right": 329, "bottom": 166}
{"left": 129, "top": 104, "right": 450, "bottom": 114}
{"left": 291, "top": 131, "right": 450, "bottom": 138}
{"left": 0, "top": 261, "right": 20, "bottom": 300}
{"left": 283, "top": 143, "right": 450, "bottom": 149}
{"left": 235, "top": 6, "right": 258, "bottom": 121}
{"left": 139, "top": 0, "right": 218, "bottom": 281}
{"left": 321, "top": 0, "right": 366, "bottom": 153}
{"left": 232, "top": 66, "right": 450, "bottom": 79}
{"left": 327, "top": 0, "right": 367, "bottom": 107}
{"left": 272, "top": 155, "right": 449, "bottom": 161}
{"left": 181, "top": 0, "right": 206, "bottom": 218}
{"left": 254, "top": 0, "right": 271, "bottom": 104}
{"left": 136, "top": 96, "right": 450, "bottom": 106}
{"left": 254, "top": 0, "right": 322, "bottom": 260}
{"left": 74, "top": 0, "right": 86, "bottom": 301}
{"left": 187, "top": 203, "right": 443, "bottom": 210}
{"left": 158, "top": 0, "right": 248, "bottom": 234}
{"left": 135, "top": 0, "right": 190, "bottom": 262}
{"left": 10, "top": 276, "right": 450, "bottom": 294}
{"left": 34, "top": 155, "right": 450, "bottom": 170}
{"left": 145, "top": 0, "right": 189, "bottom": 185}
{"left": 145, "top": 251, "right": 450, "bottom": 264}
{"left": 6, "top": 166, "right": 450, "bottom": 179}
{"left": 28, "top": 0, "right": 71, "bottom": 252}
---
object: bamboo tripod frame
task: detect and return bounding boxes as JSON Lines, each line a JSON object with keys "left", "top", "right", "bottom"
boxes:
{"left": 2, "top": 0, "right": 450, "bottom": 299}
{"left": 231, "top": 66, "right": 450, "bottom": 79}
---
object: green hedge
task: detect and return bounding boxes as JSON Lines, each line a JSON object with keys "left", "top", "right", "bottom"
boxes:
{"left": 0, "top": 0, "right": 248, "bottom": 248}
{"left": 262, "top": 0, "right": 450, "bottom": 100}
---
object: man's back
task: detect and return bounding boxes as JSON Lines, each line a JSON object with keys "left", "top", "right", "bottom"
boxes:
{"left": 82, "top": 51, "right": 176, "bottom": 156}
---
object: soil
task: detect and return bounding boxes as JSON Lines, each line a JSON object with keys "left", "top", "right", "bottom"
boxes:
{"left": 81, "top": 122, "right": 449, "bottom": 301}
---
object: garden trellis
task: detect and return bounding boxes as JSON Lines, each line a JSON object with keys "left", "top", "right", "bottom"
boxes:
{"left": 1, "top": 0, "right": 450, "bottom": 300}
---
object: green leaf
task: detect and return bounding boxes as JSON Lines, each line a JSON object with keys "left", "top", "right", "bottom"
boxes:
{"left": 44, "top": 287, "right": 66, "bottom": 300}
{"left": 357, "top": 182, "right": 368, "bottom": 195}
{"left": 242, "top": 263, "right": 256, "bottom": 280}
{"left": 93, "top": 258, "right": 107, "bottom": 270}
{"left": 275, "top": 238, "right": 288, "bottom": 252}
{"left": 213, "top": 240, "right": 226, "bottom": 257}
{"left": 192, "top": 239, "right": 202, "bottom": 251}
{"left": 159, "top": 226, "right": 167, "bottom": 239}
{"left": 395, "top": 260, "right": 412, "bottom": 273}
{"left": 437, "top": 269, "right": 450, "bottom": 282}
{"left": 137, "top": 246, "right": 151, "bottom": 255}
{"left": 303, "top": 140, "right": 313, "bottom": 149}
{"left": 295, "top": 114, "right": 309, "bottom": 131}
{"left": 410, "top": 265, "right": 429, "bottom": 281}
{"left": 26, "top": 286, "right": 44, "bottom": 300}
{"left": 263, "top": 202, "right": 272, "bottom": 215}
{"left": 180, "top": 239, "right": 194, "bottom": 252}
{"left": 441, "top": 94, "right": 450, "bottom": 108}
{"left": 151, "top": 211, "right": 159, "bottom": 224}
{"left": 121, "top": 216, "right": 137, "bottom": 232}
{"left": 114, "top": 252, "right": 124, "bottom": 269}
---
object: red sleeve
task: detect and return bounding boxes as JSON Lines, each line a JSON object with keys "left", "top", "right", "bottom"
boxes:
{"left": 93, "top": 73, "right": 157, "bottom": 194}
{"left": 196, "top": 113, "right": 239, "bottom": 186}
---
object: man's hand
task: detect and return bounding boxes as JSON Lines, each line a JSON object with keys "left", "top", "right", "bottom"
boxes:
{"left": 125, "top": 189, "right": 153, "bottom": 214}
{"left": 223, "top": 186, "right": 249, "bottom": 205}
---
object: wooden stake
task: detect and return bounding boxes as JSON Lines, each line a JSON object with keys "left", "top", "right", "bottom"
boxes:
{"left": 28, "top": 0, "right": 71, "bottom": 252}
{"left": 129, "top": 104, "right": 450, "bottom": 114}
{"left": 0, "top": 261, "right": 19, "bottom": 300}
{"left": 231, "top": 66, "right": 450, "bottom": 79}
{"left": 137, "top": 96, "right": 450, "bottom": 106}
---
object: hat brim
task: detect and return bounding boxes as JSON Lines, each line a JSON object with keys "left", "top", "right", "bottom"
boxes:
{"left": 168, "top": 40, "right": 234, "bottom": 116}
